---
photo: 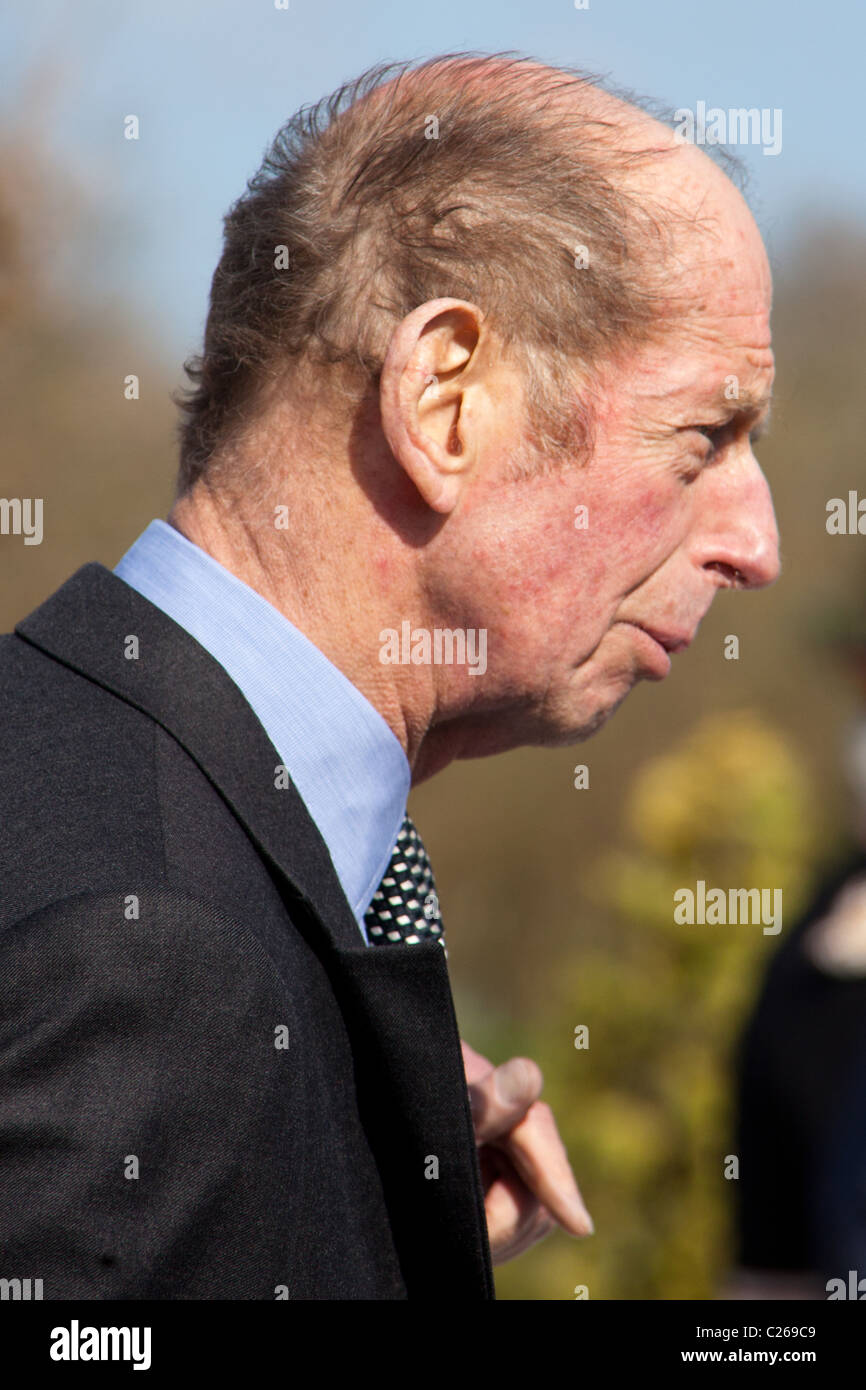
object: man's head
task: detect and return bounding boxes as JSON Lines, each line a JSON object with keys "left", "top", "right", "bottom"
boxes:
{"left": 171, "top": 54, "right": 779, "bottom": 782}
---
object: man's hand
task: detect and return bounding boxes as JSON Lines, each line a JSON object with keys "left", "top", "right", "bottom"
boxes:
{"left": 461, "top": 1040, "right": 593, "bottom": 1265}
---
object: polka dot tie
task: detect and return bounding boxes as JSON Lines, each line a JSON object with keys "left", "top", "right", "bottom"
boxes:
{"left": 364, "top": 814, "right": 447, "bottom": 951}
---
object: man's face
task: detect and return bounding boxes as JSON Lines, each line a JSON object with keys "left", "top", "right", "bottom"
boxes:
{"left": 430, "top": 178, "right": 779, "bottom": 757}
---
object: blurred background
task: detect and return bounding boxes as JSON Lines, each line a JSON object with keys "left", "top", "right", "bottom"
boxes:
{"left": 2, "top": 0, "right": 865, "bottom": 1299}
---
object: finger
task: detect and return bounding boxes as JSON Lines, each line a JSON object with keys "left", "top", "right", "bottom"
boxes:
{"left": 460, "top": 1039, "right": 495, "bottom": 1084}
{"left": 490, "top": 1100, "right": 594, "bottom": 1237}
{"left": 468, "top": 1056, "right": 544, "bottom": 1144}
{"left": 481, "top": 1151, "right": 558, "bottom": 1266}
{"left": 462, "top": 1046, "right": 594, "bottom": 1238}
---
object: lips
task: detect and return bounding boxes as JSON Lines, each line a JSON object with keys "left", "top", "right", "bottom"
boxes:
{"left": 620, "top": 624, "right": 670, "bottom": 678}
{"left": 630, "top": 623, "right": 695, "bottom": 655}
{"left": 617, "top": 619, "right": 698, "bottom": 680}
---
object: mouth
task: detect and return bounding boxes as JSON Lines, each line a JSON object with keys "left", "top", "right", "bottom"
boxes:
{"left": 620, "top": 621, "right": 695, "bottom": 679}
{"left": 631, "top": 623, "right": 695, "bottom": 656}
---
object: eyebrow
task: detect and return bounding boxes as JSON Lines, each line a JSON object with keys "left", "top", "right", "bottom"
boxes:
{"left": 706, "top": 385, "right": 773, "bottom": 431}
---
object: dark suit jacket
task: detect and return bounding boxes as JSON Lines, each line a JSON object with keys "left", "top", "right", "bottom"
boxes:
{"left": 734, "top": 851, "right": 866, "bottom": 1278}
{"left": 0, "top": 563, "right": 495, "bottom": 1299}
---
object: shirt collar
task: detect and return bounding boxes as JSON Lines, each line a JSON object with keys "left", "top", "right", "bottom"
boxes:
{"left": 114, "top": 519, "right": 410, "bottom": 939}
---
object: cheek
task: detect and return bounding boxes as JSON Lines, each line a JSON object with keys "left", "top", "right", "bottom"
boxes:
{"left": 459, "top": 464, "right": 686, "bottom": 644}
{"left": 490, "top": 483, "right": 680, "bottom": 623}
{"left": 580, "top": 477, "right": 684, "bottom": 582}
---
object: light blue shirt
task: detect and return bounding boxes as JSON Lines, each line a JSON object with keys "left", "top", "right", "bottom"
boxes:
{"left": 114, "top": 519, "right": 410, "bottom": 944}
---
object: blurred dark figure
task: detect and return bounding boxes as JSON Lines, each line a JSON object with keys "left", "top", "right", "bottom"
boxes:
{"left": 726, "top": 628, "right": 866, "bottom": 1299}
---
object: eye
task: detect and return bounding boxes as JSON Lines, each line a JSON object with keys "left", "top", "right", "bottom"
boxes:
{"left": 675, "top": 427, "right": 715, "bottom": 482}
{"left": 692, "top": 422, "right": 730, "bottom": 454}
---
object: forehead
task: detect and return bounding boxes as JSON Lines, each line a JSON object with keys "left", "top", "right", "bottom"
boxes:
{"left": 541, "top": 94, "right": 776, "bottom": 417}
{"left": 614, "top": 145, "right": 775, "bottom": 412}
{"left": 637, "top": 138, "right": 773, "bottom": 317}
{"left": 594, "top": 287, "right": 774, "bottom": 429}
{"left": 605, "top": 320, "right": 774, "bottom": 424}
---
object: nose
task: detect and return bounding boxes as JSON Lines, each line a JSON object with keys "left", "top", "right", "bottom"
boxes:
{"left": 699, "top": 454, "right": 780, "bottom": 590}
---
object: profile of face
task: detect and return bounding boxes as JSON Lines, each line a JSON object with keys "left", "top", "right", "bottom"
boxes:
{"left": 379, "top": 143, "right": 780, "bottom": 766}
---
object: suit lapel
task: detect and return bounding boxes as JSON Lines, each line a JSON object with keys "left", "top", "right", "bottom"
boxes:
{"left": 16, "top": 563, "right": 495, "bottom": 1299}
{"left": 329, "top": 939, "right": 496, "bottom": 1298}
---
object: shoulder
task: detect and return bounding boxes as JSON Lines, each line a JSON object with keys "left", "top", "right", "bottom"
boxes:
{"left": 0, "top": 886, "right": 296, "bottom": 1086}
{"left": 0, "top": 633, "right": 168, "bottom": 922}
{"left": 0, "top": 887, "right": 309, "bottom": 1298}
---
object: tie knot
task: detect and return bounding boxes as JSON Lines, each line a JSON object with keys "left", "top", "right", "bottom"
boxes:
{"left": 364, "top": 813, "right": 446, "bottom": 948}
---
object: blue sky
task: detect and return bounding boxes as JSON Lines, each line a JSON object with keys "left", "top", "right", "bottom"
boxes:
{"left": 2, "top": 0, "right": 861, "bottom": 366}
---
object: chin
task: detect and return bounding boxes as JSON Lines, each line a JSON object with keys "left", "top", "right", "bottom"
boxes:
{"left": 443, "top": 669, "right": 640, "bottom": 766}
{"left": 533, "top": 674, "right": 638, "bottom": 747}
{"left": 489, "top": 690, "right": 633, "bottom": 754}
{"left": 535, "top": 704, "right": 622, "bottom": 748}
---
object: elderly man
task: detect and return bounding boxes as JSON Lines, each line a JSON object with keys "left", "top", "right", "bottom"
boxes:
{"left": 0, "top": 54, "right": 778, "bottom": 1299}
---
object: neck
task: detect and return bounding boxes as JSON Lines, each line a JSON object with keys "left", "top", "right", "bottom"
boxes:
{"left": 167, "top": 475, "right": 455, "bottom": 781}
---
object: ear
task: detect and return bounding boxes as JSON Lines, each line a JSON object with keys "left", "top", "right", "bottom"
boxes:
{"left": 379, "top": 298, "right": 484, "bottom": 515}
